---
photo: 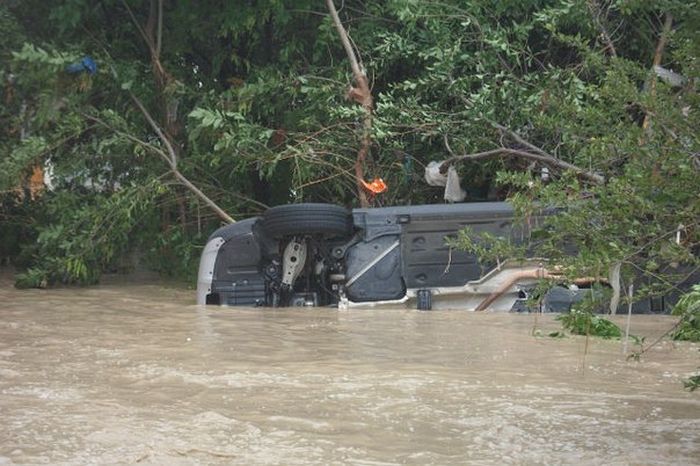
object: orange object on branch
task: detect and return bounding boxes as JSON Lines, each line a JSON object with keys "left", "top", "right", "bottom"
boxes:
{"left": 360, "top": 177, "right": 388, "bottom": 195}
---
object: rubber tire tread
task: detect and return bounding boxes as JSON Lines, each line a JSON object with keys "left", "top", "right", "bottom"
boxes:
{"left": 261, "top": 203, "right": 352, "bottom": 239}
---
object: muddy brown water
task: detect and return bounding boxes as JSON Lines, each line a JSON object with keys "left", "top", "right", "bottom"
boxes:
{"left": 0, "top": 273, "right": 698, "bottom": 465}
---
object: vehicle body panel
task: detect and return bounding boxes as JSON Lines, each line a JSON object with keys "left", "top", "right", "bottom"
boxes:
{"left": 197, "top": 202, "right": 566, "bottom": 311}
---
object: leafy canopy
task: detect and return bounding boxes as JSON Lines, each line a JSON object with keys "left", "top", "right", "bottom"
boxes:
{"left": 0, "top": 1, "right": 697, "bottom": 291}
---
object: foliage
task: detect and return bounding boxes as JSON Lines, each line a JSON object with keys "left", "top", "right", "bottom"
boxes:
{"left": 446, "top": 226, "right": 525, "bottom": 274}
{"left": 557, "top": 308, "right": 622, "bottom": 339}
{"left": 14, "top": 184, "right": 157, "bottom": 287}
{"left": 684, "top": 373, "right": 700, "bottom": 392}
{"left": 444, "top": 0, "right": 699, "bottom": 305}
{"left": 0, "top": 1, "right": 698, "bottom": 287}
{"left": 670, "top": 285, "right": 700, "bottom": 342}
{"left": 554, "top": 285, "right": 622, "bottom": 338}
{"left": 143, "top": 227, "right": 206, "bottom": 284}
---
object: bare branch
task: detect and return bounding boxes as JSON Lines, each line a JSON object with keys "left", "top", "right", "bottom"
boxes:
{"left": 642, "top": 13, "right": 674, "bottom": 133}
{"left": 449, "top": 118, "right": 604, "bottom": 184}
{"left": 129, "top": 93, "right": 234, "bottom": 223}
{"left": 586, "top": 0, "right": 618, "bottom": 57}
{"left": 156, "top": 0, "right": 163, "bottom": 58}
{"left": 88, "top": 112, "right": 265, "bottom": 214}
{"left": 83, "top": 113, "right": 171, "bottom": 164}
{"left": 169, "top": 171, "right": 234, "bottom": 224}
{"left": 117, "top": 1, "right": 230, "bottom": 224}
{"left": 491, "top": 122, "right": 549, "bottom": 157}
{"left": 120, "top": 0, "right": 167, "bottom": 83}
{"left": 129, "top": 92, "right": 177, "bottom": 167}
{"left": 652, "top": 13, "right": 674, "bottom": 69}
{"left": 326, "top": 0, "right": 363, "bottom": 81}
{"left": 443, "top": 133, "right": 456, "bottom": 157}
{"left": 93, "top": 93, "right": 233, "bottom": 224}
{"left": 440, "top": 137, "right": 605, "bottom": 185}
{"left": 120, "top": 0, "right": 154, "bottom": 55}
{"left": 326, "top": 0, "right": 372, "bottom": 207}
{"left": 440, "top": 147, "right": 556, "bottom": 167}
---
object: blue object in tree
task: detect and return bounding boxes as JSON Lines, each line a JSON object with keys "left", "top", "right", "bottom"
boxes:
{"left": 65, "top": 56, "right": 97, "bottom": 75}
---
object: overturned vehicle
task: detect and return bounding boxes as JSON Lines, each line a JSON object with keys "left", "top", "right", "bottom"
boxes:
{"left": 196, "top": 202, "right": 597, "bottom": 311}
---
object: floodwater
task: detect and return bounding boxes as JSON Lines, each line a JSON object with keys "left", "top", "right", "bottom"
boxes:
{"left": 0, "top": 274, "right": 698, "bottom": 466}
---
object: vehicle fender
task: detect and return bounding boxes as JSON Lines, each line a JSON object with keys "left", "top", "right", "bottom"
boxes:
{"left": 196, "top": 236, "right": 225, "bottom": 305}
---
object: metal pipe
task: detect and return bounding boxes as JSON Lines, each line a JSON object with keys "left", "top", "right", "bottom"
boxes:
{"left": 474, "top": 269, "right": 609, "bottom": 312}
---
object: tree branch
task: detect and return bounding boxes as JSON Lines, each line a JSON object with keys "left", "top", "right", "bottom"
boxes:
{"left": 86, "top": 112, "right": 262, "bottom": 215}
{"left": 642, "top": 13, "right": 674, "bottom": 133}
{"left": 586, "top": 0, "right": 617, "bottom": 57}
{"left": 441, "top": 132, "right": 605, "bottom": 184}
{"left": 129, "top": 92, "right": 177, "bottom": 167}
{"left": 490, "top": 122, "right": 549, "bottom": 158}
{"left": 122, "top": 0, "right": 192, "bottom": 228}
{"left": 128, "top": 93, "right": 234, "bottom": 223}
{"left": 326, "top": 0, "right": 363, "bottom": 81}
{"left": 326, "top": 0, "right": 372, "bottom": 207}
{"left": 87, "top": 99, "right": 236, "bottom": 225}
{"left": 83, "top": 111, "right": 234, "bottom": 223}
{"left": 83, "top": 112, "right": 172, "bottom": 165}
{"left": 652, "top": 13, "right": 674, "bottom": 69}
{"left": 156, "top": 0, "right": 163, "bottom": 58}
{"left": 120, "top": 0, "right": 153, "bottom": 53}
{"left": 120, "top": 0, "right": 168, "bottom": 88}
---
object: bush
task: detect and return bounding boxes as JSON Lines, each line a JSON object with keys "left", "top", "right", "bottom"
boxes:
{"left": 557, "top": 308, "right": 622, "bottom": 339}
{"left": 671, "top": 285, "right": 700, "bottom": 342}
{"left": 684, "top": 374, "right": 700, "bottom": 392}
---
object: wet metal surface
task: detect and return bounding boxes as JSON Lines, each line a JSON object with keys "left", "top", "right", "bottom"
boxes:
{"left": 0, "top": 274, "right": 698, "bottom": 465}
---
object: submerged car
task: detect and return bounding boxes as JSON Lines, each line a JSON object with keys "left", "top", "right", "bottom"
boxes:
{"left": 196, "top": 202, "right": 590, "bottom": 311}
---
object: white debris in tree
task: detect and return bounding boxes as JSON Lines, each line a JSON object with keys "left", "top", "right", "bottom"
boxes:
{"left": 425, "top": 161, "right": 467, "bottom": 202}
{"left": 653, "top": 65, "right": 686, "bottom": 88}
{"left": 424, "top": 161, "right": 448, "bottom": 187}
{"left": 444, "top": 166, "right": 467, "bottom": 203}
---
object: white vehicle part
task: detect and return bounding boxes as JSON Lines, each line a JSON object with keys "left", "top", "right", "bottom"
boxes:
{"left": 196, "top": 236, "right": 225, "bottom": 305}
{"left": 282, "top": 239, "right": 307, "bottom": 287}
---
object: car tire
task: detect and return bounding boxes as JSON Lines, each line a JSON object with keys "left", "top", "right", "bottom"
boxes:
{"left": 260, "top": 203, "right": 353, "bottom": 239}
